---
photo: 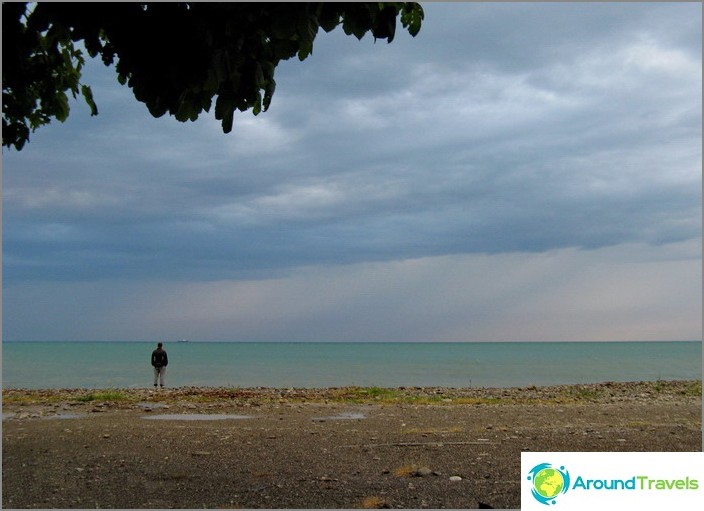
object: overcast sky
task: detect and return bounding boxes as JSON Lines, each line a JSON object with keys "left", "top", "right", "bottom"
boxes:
{"left": 2, "top": 2, "right": 702, "bottom": 342}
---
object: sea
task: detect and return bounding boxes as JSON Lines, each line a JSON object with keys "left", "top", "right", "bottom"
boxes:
{"left": 1, "top": 341, "right": 701, "bottom": 390}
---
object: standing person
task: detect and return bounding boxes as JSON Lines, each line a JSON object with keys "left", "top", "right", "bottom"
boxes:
{"left": 151, "top": 342, "right": 168, "bottom": 388}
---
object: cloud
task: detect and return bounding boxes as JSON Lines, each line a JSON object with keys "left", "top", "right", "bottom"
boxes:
{"left": 3, "top": 241, "right": 700, "bottom": 342}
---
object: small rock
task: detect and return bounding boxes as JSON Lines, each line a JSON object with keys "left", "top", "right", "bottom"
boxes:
{"left": 449, "top": 476, "right": 462, "bottom": 482}
{"left": 414, "top": 467, "right": 433, "bottom": 477}
{"left": 102, "top": 434, "right": 110, "bottom": 439}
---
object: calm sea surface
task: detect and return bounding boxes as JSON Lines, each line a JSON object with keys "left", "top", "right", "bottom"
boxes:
{"left": 1, "top": 341, "right": 701, "bottom": 389}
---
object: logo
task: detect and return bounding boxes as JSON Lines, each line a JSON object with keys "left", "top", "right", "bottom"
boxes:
{"left": 527, "top": 463, "right": 571, "bottom": 505}
{"left": 523, "top": 453, "right": 703, "bottom": 509}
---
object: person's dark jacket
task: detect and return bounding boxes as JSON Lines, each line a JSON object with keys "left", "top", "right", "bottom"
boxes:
{"left": 151, "top": 348, "right": 168, "bottom": 368}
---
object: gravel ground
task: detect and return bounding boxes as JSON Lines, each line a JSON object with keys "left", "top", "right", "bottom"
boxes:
{"left": 2, "top": 380, "right": 701, "bottom": 509}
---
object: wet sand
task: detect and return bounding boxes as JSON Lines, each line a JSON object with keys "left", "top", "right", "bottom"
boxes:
{"left": 2, "top": 380, "right": 701, "bottom": 509}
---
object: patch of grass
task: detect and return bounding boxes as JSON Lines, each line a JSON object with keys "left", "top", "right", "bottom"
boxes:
{"left": 561, "top": 386, "right": 601, "bottom": 401}
{"left": 330, "top": 387, "right": 404, "bottom": 403}
{"left": 680, "top": 381, "right": 702, "bottom": 397}
{"left": 359, "top": 387, "right": 393, "bottom": 398}
{"left": 393, "top": 464, "right": 419, "bottom": 477}
{"left": 653, "top": 378, "right": 666, "bottom": 393}
{"left": 391, "top": 395, "right": 442, "bottom": 405}
{"left": 75, "top": 391, "right": 130, "bottom": 402}
{"left": 3, "top": 389, "right": 91, "bottom": 405}
{"left": 360, "top": 496, "right": 390, "bottom": 509}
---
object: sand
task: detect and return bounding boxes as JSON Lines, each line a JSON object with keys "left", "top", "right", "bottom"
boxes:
{"left": 2, "top": 380, "right": 701, "bottom": 509}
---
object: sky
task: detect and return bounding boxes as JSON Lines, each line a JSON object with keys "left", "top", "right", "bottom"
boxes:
{"left": 2, "top": 2, "right": 702, "bottom": 342}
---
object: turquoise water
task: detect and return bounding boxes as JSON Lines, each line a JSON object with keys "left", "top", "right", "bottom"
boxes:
{"left": 1, "top": 341, "right": 701, "bottom": 389}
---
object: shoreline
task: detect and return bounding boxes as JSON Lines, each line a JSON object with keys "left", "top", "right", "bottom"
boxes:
{"left": 3, "top": 380, "right": 702, "bottom": 509}
{"left": 2, "top": 380, "right": 702, "bottom": 414}
{"left": 4, "top": 378, "right": 702, "bottom": 402}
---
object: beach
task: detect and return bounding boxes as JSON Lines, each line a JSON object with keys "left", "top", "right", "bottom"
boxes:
{"left": 2, "top": 380, "right": 702, "bottom": 509}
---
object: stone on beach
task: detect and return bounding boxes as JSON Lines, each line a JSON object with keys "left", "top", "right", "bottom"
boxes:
{"left": 414, "top": 467, "right": 433, "bottom": 477}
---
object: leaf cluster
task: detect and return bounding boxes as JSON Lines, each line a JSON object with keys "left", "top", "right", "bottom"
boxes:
{"left": 2, "top": 2, "right": 424, "bottom": 150}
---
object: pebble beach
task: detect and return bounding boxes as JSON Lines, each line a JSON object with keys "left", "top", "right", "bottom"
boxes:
{"left": 2, "top": 380, "right": 702, "bottom": 509}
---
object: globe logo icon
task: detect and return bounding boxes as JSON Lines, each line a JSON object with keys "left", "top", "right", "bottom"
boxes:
{"left": 527, "top": 463, "right": 570, "bottom": 505}
{"left": 534, "top": 468, "right": 564, "bottom": 498}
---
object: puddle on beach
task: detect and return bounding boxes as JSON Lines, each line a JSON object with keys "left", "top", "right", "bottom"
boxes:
{"left": 3, "top": 412, "right": 84, "bottom": 420}
{"left": 43, "top": 413, "right": 83, "bottom": 420}
{"left": 141, "top": 414, "right": 254, "bottom": 421}
{"left": 312, "top": 412, "right": 367, "bottom": 421}
{"left": 137, "top": 402, "right": 169, "bottom": 409}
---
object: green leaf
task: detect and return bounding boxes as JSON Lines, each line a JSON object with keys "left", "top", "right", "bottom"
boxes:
{"left": 374, "top": 6, "right": 397, "bottom": 42}
{"left": 253, "top": 95, "right": 262, "bottom": 116}
{"left": 222, "top": 109, "right": 234, "bottom": 133}
{"left": 263, "top": 78, "right": 276, "bottom": 111}
{"left": 214, "top": 94, "right": 234, "bottom": 121}
{"left": 342, "top": 10, "right": 370, "bottom": 40}
{"left": 319, "top": 7, "right": 340, "bottom": 32}
{"left": 297, "top": 39, "right": 313, "bottom": 61}
{"left": 401, "top": 4, "right": 424, "bottom": 37}
{"left": 81, "top": 85, "right": 98, "bottom": 116}
{"left": 200, "top": 96, "right": 213, "bottom": 113}
{"left": 54, "top": 92, "right": 70, "bottom": 122}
